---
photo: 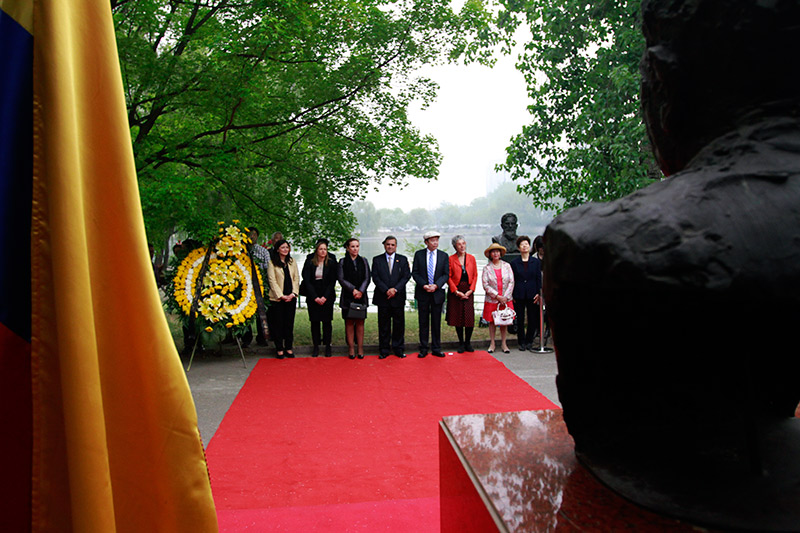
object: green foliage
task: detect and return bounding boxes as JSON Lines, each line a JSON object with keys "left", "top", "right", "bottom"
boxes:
{"left": 401, "top": 238, "right": 424, "bottom": 258}
{"left": 113, "top": 0, "right": 477, "bottom": 248}
{"left": 484, "top": 0, "right": 662, "bottom": 211}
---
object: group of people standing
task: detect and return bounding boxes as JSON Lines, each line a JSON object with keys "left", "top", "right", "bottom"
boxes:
{"left": 480, "top": 235, "right": 545, "bottom": 353}
{"left": 249, "top": 229, "right": 545, "bottom": 359}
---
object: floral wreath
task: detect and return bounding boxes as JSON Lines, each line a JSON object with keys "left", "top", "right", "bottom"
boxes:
{"left": 172, "top": 220, "right": 265, "bottom": 336}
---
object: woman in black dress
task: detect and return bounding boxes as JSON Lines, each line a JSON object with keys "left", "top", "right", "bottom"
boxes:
{"left": 337, "top": 238, "right": 370, "bottom": 359}
{"left": 302, "top": 239, "right": 337, "bottom": 357}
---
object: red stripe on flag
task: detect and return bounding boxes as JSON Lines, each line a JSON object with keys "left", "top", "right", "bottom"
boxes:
{"left": 0, "top": 321, "right": 31, "bottom": 531}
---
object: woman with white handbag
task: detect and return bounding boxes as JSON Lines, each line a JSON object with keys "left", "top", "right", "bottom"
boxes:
{"left": 481, "top": 243, "right": 515, "bottom": 353}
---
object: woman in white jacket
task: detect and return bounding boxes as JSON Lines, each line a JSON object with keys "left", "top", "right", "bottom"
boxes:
{"left": 481, "top": 243, "right": 515, "bottom": 353}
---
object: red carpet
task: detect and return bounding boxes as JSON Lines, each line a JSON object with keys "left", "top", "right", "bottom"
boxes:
{"left": 206, "top": 351, "right": 558, "bottom": 531}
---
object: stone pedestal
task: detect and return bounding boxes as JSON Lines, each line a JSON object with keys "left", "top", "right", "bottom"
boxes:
{"left": 439, "top": 410, "right": 704, "bottom": 532}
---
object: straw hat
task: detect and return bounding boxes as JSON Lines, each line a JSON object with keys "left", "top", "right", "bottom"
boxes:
{"left": 484, "top": 242, "right": 507, "bottom": 259}
{"left": 423, "top": 230, "right": 441, "bottom": 241}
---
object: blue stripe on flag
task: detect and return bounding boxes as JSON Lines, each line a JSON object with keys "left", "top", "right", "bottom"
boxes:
{"left": 0, "top": 9, "right": 33, "bottom": 342}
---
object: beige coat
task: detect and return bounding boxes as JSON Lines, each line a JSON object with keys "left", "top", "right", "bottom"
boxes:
{"left": 266, "top": 259, "right": 300, "bottom": 302}
{"left": 481, "top": 261, "right": 514, "bottom": 304}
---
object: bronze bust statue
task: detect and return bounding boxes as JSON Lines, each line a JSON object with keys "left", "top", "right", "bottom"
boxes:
{"left": 491, "top": 212, "right": 519, "bottom": 254}
{"left": 544, "top": 0, "right": 800, "bottom": 529}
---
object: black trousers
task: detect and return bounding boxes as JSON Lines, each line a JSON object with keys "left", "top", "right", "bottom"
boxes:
{"left": 310, "top": 320, "right": 332, "bottom": 346}
{"left": 377, "top": 304, "right": 405, "bottom": 355}
{"left": 514, "top": 298, "right": 538, "bottom": 345}
{"left": 268, "top": 299, "right": 296, "bottom": 351}
{"left": 418, "top": 298, "right": 443, "bottom": 353}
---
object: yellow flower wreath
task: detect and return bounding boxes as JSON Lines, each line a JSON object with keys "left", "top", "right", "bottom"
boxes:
{"left": 172, "top": 222, "right": 264, "bottom": 331}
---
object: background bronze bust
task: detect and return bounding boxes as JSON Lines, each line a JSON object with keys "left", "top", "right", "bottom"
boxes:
{"left": 491, "top": 212, "right": 519, "bottom": 254}
{"left": 544, "top": 0, "right": 800, "bottom": 529}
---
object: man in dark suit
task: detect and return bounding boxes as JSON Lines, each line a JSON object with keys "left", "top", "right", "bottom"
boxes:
{"left": 412, "top": 231, "right": 449, "bottom": 357}
{"left": 372, "top": 236, "right": 412, "bottom": 359}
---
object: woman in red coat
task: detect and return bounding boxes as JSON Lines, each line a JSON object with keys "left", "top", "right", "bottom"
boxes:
{"left": 446, "top": 235, "right": 478, "bottom": 353}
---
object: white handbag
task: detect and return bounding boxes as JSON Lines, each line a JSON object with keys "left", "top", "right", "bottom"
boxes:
{"left": 492, "top": 303, "right": 516, "bottom": 326}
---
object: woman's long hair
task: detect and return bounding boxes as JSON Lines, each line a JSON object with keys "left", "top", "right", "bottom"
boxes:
{"left": 270, "top": 239, "right": 292, "bottom": 267}
{"left": 311, "top": 239, "right": 330, "bottom": 267}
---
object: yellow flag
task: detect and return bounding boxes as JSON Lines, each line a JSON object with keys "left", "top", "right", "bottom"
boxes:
{"left": 13, "top": 0, "right": 220, "bottom": 530}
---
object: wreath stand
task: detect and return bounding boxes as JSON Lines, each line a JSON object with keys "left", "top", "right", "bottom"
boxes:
{"left": 531, "top": 288, "right": 553, "bottom": 354}
{"left": 184, "top": 330, "right": 248, "bottom": 371}
{"left": 182, "top": 241, "right": 251, "bottom": 371}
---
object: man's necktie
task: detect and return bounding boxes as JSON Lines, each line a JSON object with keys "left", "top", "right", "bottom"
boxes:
{"left": 388, "top": 255, "right": 393, "bottom": 274}
{"left": 427, "top": 251, "right": 434, "bottom": 284}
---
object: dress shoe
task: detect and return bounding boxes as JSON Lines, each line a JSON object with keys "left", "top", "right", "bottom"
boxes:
{"left": 418, "top": 352, "right": 427, "bottom": 358}
{"left": 357, "top": 354, "right": 365, "bottom": 359}
{"left": 324, "top": 345, "right": 332, "bottom": 357}
{"left": 432, "top": 351, "right": 445, "bottom": 357}
{"left": 395, "top": 352, "right": 406, "bottom": 358}
{"left": 518, "top": 343, "right": 527, "bottom": 351}
{"left": 464, "top": 342, "right": 474, "bottom": 352}
{"left": 379, "top": 353, "right": 389, "bottom": 359}
{"left": 457, "top": 343, "right": 465, "bottom": 354}
{"left": 312, "top": 346, "right": 320, "bottom": 357}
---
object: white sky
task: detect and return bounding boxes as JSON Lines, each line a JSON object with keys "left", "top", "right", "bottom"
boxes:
{"left": 366, "top": 43, "right": 532, "bottom": 210}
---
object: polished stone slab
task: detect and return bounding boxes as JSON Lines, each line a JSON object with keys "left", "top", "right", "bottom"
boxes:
{"left": 439, "top": 409, "right": 706, "bottom": 532}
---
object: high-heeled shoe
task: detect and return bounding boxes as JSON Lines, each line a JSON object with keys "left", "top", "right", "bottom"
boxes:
{"left": 357, "top": 353, "right": 365, "bottom": 359}
{"left": 277, "top": 351, "right": 285, "bottom": 359}
{"left": 285, "top": 350, "right": 295, "bottom": 358}
{"left": 348, "top": 354, "right": 356, "bottom": 359}
{"left": 311, "top": 345, "right": 319, "bottom": 357}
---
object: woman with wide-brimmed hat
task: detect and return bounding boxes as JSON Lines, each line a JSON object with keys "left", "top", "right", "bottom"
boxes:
{"left": 481, "top": 242, "right": 515, "bottom": 353}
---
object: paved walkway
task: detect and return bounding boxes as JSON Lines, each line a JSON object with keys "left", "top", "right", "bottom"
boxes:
{"left": 184, "top": 340, "right": 559, "bottom": 442}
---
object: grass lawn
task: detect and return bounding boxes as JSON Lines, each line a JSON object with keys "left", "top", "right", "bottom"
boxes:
{"left": 167, "top": 308, "right": 492, "bottom": 351}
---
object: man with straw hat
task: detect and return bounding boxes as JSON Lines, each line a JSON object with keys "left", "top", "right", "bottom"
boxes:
{"left": 411, "top": 230, "right": 449, "bottom": 357}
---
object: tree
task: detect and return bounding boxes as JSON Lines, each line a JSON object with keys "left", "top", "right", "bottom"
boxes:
{"left": 376, "top": 207, "right": 408, "bottom": 229}
{"left": 113, "top": 0, "right": 487, "bottom": 248}
{"left": 352, "top": 200, "right": 381, "bottom": 234}
{"left": 485, "top": 0, "right": 661, "bottom": 211}
{"left": 407, "top": 207, "right": 433, "bottom": 230}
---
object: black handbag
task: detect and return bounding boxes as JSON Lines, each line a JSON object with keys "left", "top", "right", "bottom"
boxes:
{"left": 299, "top": 278, "right": 308, "bottom": 297}
{"left": 346, "top": 302, "right": 367, "bottom": 320}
